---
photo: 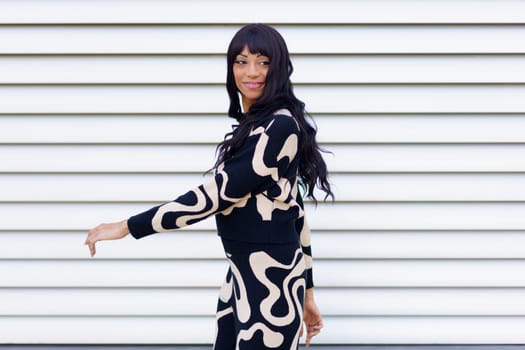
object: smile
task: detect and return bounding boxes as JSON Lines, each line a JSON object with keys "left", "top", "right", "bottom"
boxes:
{"left": 244, "top": 82, "right": 264, "bottom": 90}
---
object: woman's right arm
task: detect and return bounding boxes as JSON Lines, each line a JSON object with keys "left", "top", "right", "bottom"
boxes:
{"left": 126, "top": 114, "right": 300, "bottom": 239}
{"left": 85, "top": 220, "right": 130, "bottom": 257}
{"left": 85, "top": 114, "right": 301, "bottom": 256}
{"left": 126, "top": 170, "right": 247, "bottom": 239}
{"left": 84, "top": 164, "right": 251, "bottom": 256}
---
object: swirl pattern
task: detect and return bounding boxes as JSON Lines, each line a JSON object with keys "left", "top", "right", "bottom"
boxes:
{"left": 214, "top": 239, "right": 306, "bottom": 350}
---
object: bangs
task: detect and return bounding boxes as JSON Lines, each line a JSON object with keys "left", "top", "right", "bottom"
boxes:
{"left": 228, "top": 26, "right": 273, "bottom": 59}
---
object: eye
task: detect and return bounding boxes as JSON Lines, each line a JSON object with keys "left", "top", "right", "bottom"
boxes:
{"left": 234, "top": 60, "right": 247, "bottom": 65}
{"left": 259, "top": 61, "right": 271, "bottom": 66}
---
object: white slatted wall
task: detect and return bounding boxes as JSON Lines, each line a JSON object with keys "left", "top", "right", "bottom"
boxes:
{"left": 1, "top": 0, "right": 525, "bottom": 345}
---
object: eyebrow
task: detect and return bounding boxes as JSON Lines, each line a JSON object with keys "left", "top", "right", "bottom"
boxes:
{"left": 237, "top": 53, "right": 266, "bottom": 58}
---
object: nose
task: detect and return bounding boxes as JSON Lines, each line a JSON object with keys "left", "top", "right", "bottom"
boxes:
{"left": 246, "top": 62, "right": 260, "bottom": 77}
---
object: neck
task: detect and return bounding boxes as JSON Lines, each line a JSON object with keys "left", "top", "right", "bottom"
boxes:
{"left": 241, "top": 97, "right": 252, "bottom": 114}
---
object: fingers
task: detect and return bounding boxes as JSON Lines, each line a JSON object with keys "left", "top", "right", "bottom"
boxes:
{"left": 84, "top": 226, "right": 100, "bottom": 257}
{"left": 86, "top": 241, "right": 96, "bottom": 257}
{"left": 305, "top": 321, "right": 323, "bottom": 347}
{"left": 84, "top": 237, "right": 96, "bottom": 257}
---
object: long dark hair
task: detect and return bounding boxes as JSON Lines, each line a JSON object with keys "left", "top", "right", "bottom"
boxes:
{"left": 214, "top": 23, "right": 333, "bottom": 203}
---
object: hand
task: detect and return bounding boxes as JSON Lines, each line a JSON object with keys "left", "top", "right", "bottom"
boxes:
{"left": 301, "top": 288, "right": 323, "bottom": 346}
{"left": 85, "top": 220, "right": 129, "bottom": 257}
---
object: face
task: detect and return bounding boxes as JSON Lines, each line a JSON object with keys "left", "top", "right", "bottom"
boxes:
{"left": 233, "top": 46, "right": 270, "bottom": 112}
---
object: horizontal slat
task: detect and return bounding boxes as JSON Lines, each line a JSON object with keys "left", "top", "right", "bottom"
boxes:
{"left": 1, "top": 0, "right": 525, "bottom": 24}
{"left": 0, "top": 231, "right": 225, "bottom": 260}
{"left": 295, "top": 55, "right": 525, "bottom": 84}
{"left": 3, "top": 231, "right": 525, "bottom": 260}
{"left": 0, "top": 260, "right": 228, "bottom": 288}
{"left": 0, "top": 144, "right": 218, "bottom": 173}
{"left": 329, "top": 316, "right": 525, "bottom": 344}
{"left": 2, "top": 260, "right": 525, "bottom": 287}
{"left": 2, "top": 316, "right": 525, "bottom": 344}
{"left": 322, "top": 288, "right": 525, "bottom": 316}
{"left": 312, "top": 144, "right": 525, "bottom": 172}
{"left": 3, "top": 287, "right": 525, "bottom": 316}
{"left": 0, "top": 85, "right": 226, "bottom": 114}
{"left": 2, "top": 173, "right": 525, "bottom": 202}
{"left": 2, "top": 315, "right": 525, "bottom": 344}
{"left": 3, "top": 55, "right": 525, "bottom": 84}
{"left": 1, "top": 25, "right": 525, "bottom": 54}
{"left": 0, "top": 316, "right": 216, "bottom": 344}
{"left": 0, "top": 115, "right": 233, "bottom": 144}
{"left": 0, "top": 174, "right": 210, "bottom": 202}
{"left": 320, "top": 231, "right": 525, "bottom": 259}
{"left": 2, "top": 144, "right": 525, "bottom": 173}
{"left": 2, "top": 85, "right": 525, "bottom": 114}
{"left": 316, "top": 115, "right": 525, "bottom": 143}
{"left": 2, "top": 115, "right": 525, "bottom": 144}
{"left": 0, "top": 55, "right": 231, "bottom": 84}
{"left": 0, "top": 288, "right": 217, "bottom": 316}
{"left": 328, "top": 173, "right": 525, "bottom": 201}
{"left": 0, "top": 202, "right": 524, "bottom": 231}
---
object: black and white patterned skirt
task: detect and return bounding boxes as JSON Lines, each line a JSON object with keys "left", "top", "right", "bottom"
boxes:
{"left": 214, "top": 238, "right": 306, "bottom": 350}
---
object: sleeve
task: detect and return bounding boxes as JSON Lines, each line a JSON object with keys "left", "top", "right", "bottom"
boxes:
{"left": 296, "top": 191, "right": 314, "bottom": 289}
{"left": 127, "top": 115, "right": 300, "bottom": 239}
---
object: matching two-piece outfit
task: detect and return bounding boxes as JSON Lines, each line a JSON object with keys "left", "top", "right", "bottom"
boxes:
{"left": 126, "top": 110, "right": 314, "bottom": 349}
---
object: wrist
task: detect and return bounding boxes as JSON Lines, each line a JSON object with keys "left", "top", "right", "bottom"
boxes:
{"left": 305, "top": 288, "right": 315, "bottom": 301}
{"left": 120, "top": 220, "right": 130, "bottom": 236}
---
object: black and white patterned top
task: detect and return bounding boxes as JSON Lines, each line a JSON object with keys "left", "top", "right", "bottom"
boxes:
{"left": 127, "top": 109, "right": 314, "bottom": 288}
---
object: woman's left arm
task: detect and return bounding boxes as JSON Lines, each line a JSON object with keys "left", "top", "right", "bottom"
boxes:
{"left": 296, "top": 192, "right": 314, "bottom": 289}
{"left": 303, "top": 288, "right": 323, "bottom": 346}
{"left": 296, "top": 192, "right": 323, "bottom": 345}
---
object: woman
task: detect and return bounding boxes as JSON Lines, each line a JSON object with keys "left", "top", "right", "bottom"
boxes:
{"left": 85, "top": 23, "right": 333, "bottom": 349}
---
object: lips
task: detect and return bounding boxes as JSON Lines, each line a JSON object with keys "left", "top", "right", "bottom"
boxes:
{"left": 244, "top": 82, "right": 264, "bottom": 90}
